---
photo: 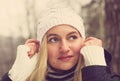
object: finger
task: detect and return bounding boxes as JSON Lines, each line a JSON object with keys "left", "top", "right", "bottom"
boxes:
{"left": 27, "top": 43, "right": 37, "bottom": 57}
{"left": 84, "top": 37, "right": 97, "bottom": 42}
{"left": 84, "top": 37, "right": 102, "bottom": 46}
{"left": 25, "top": 39, "right": 40, "bottom": 53}
{"left": 25, "top": 39, "right": 39, "bottom": 45}
{"left": 27, "top": 42, "right": 37, "bottom": 47}
{"left": 27, "top": 42, "right": 39, "bottom": 53}
{"left": 28, "top": 50, "right": 36, "bottom": 58}
{"left": 27, "top": 43, "right": 37, "bottom": 54}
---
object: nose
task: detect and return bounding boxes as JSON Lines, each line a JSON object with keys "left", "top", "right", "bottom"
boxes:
{"left": 59, "top": 40, "right": 70, "bottom": 53}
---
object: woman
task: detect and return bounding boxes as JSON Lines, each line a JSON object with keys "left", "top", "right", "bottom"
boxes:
{"left": 1, "top": 7, "right": 120, "bottom": 81}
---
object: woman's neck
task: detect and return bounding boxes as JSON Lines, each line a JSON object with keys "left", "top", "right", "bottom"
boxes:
{"left": 46, "top": 64, "right": 77, "bottom": 81}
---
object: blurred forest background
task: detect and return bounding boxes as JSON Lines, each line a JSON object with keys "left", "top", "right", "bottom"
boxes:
{"left": 0, "top": 0, "right": 120, "bottom": 79}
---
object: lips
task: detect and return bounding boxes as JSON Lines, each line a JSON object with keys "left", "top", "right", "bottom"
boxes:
{"left": 58, "top": 55, "right": 73, "bottom": 61}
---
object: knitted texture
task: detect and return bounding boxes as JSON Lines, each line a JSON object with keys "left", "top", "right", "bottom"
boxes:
{"left": 9, "top": 45, "right": 38, "bottom": 81}
{"left": 80, "top": 46, "right": 107, "bottom": 66}
{"left": 37, "top": 7, "right": 85, "bottom": 42}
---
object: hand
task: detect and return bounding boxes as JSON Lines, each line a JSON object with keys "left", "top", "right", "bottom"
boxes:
{"left": 83, "top": 37, "right": 102, "bottom": 47}
{"left": 25, "top": 39, "right": 39, "bottom": 58}
{"left": 80, "top": 37, "right": 106, "bottom": 66}
{"left": 9, "top": 45, "right": 38, "bottom": 81}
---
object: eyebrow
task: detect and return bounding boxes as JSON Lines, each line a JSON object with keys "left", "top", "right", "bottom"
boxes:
{"left": 67, "top": 31, "right": 82, "bottom": 37}
{"left": 47, "top": 31, "right": 80, "bottom": 38}
{"left": 47, "top": 34, "right": 58, "bottom": 38}
{"left": 67, "top": 31, "right": 78, "bottom": 36}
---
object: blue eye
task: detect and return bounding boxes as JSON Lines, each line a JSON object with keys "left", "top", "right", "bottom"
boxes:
{"left": 49, "top": 38, "right": 59, "bottom": 43}
{"left": 69, "top": 35, "right": 77, "bottom": 40}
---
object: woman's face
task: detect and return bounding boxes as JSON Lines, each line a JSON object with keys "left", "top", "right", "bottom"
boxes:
{"left": 47, "top": 25, "right": 83, "bottom": 71}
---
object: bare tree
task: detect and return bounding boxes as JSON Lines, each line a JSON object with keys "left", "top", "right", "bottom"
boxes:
{"left": 105, "top": 0, "right": 120, "bottom": 74}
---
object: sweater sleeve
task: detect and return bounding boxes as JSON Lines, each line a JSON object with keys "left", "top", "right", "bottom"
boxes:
{"left": 1, "top": 73, "right": 12, "bottom": 81}
{"left": 82, "top": 66, "right": 120, "bottom": 81}
{"left": 81, "top": 47, "right": 120, "bottom": 81}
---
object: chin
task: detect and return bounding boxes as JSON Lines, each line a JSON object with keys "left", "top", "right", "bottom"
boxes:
{"left": 58, "top": 64, "right": 75, "bottom": 71}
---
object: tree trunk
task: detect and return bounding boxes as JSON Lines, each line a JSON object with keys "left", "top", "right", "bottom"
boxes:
{"left": 105, "top": 0, "right": 120, "bottom": 74}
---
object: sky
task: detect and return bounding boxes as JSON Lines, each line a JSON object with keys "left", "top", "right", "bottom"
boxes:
{"left": 0, "top": 0, "right": 91, "bottom": 38}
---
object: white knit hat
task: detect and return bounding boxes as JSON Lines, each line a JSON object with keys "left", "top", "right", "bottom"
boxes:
{"left": 37, "top": 7, "right": 85, "bottom": 42}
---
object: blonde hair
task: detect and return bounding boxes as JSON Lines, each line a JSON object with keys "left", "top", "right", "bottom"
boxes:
{"left": 26, "top": 35, "right": 84, "bottom": 81}
{"left": 26, "top": 36, "right": 48, "bottom": 81}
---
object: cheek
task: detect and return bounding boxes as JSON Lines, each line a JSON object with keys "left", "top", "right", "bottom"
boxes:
{"left": 47, "top": 45, "right": 58, "bottom": 62}
{"left": 72, "top": 42, "right": 83, "bottom": 65}
{"left": 47, "top": 47, "right": 54, "bottom": 58}
{"left": 72, "top": 41, "right": 83, "bottom": 54}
